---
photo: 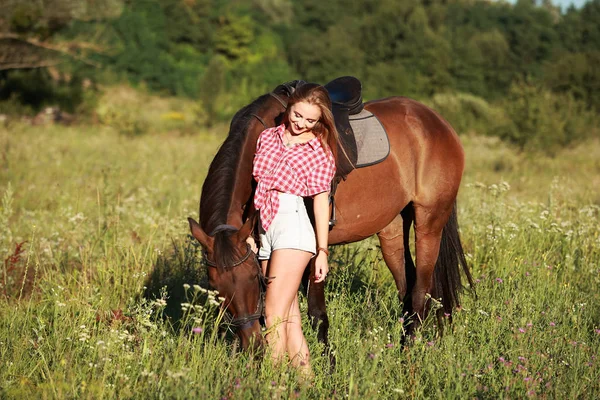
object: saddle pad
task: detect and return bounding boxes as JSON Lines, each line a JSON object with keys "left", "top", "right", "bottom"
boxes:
{"left": 349, "top": 109, "right": 390, "bottom": 168}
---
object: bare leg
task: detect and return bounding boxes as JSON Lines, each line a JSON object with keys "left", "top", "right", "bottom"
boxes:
{"left": 286, "top": 293, "right": 310, "bottom": 369}
{"left": 263, "top": 249, "right": 312, "bottom": 364}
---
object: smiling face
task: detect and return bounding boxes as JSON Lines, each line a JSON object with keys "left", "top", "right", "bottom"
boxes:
{"left": 288, "top": 101, "right": 322, "bottom": 136}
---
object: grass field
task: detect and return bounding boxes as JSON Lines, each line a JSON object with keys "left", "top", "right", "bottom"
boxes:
{"left": 1, "top": 111, "right": 599, "bottom": 398}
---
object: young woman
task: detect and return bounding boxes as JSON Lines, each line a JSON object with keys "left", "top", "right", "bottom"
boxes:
{"left": 249, "top": 83, "right": 339, "bottom": 375}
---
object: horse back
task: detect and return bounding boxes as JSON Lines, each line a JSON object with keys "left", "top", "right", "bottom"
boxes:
{"left": 329, "top": 96, "right": 465, "bottom": 244}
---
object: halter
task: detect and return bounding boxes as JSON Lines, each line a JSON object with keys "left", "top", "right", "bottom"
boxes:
{"left": 203, "top": 243, "right": 267, "bottom": 330}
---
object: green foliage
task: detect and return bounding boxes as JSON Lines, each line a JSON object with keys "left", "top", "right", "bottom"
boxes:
{"left": 500, "top": 81, "right": 599, "bottom": 152}
{"left": 426, "top": 92, "right": 512, "bottom": 137}
{"left": 214, "top": 13, "right": 255, "bottom": 62}
{"left": 3, "top": 0, "right": 600, "bottom": 153}
{"left": 0, "top": 69, "right": 87, "bottom": 114}
{"left": 199, "top": 56, "right": 226, "bottom": 126}
{"left": 543, "top": 51, "right": 600, "bottom": 112}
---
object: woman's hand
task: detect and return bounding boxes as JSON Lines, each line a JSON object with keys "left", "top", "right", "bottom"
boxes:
{"left": 314, "top": 250, "right": 329, "bottom": 283}
{"left": 246, "top": 236, "right": 258, "bottom": 254}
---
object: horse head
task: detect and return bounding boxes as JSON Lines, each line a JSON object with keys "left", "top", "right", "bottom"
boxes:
{"left": 188, "top": 210, "right": 265, "bottom": 351}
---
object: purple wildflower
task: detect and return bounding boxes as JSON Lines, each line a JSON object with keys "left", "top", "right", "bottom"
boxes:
{"left": 368, "top": 353, "right": 375, "bottom": 360}
{"left": 192, "top": 327, "right": 203, "bottom": 334}
{"left": 427, "top": 341, "right": 434, "bottom": 347}
{"left": 519, "top": 328, "right": 526, "bottom": 333}
{"left": 550, "top": 322, "right": 556, "bottom": 327}
{"left": 386, "top": 343, "right": 394, "bottom": 348}
{"left": 496, "top": 278, "right": 503, "bottom": 283}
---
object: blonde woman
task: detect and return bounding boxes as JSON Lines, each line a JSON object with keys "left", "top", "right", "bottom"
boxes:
{"left": 249, "top": 83, "right": 339, "bottom": 375}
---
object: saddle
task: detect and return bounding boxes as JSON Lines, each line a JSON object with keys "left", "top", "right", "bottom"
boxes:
{"left": 279, "top": 77, "right": 391, "bottom": 227}
{"left": 324, "top": 76, "right": 364, "bottom": 179}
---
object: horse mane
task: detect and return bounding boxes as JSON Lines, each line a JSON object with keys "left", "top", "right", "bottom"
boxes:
{"left": 200, "top": 82, "right": 299, "bottom": 269}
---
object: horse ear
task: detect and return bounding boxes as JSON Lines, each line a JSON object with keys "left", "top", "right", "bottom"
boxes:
{"left": 188, "top": 218, "right": 213, "bottom": 248}
{"left": 237, "top": 205, "right": 257, "bottom": 241}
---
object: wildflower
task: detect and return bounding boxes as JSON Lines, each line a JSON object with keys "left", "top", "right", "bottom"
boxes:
{"left": 193, "top": 285, "right": 207, "bottom": 293}
{"left": 518, "top": 356, "right": 527, "bottom": 362}
{"left": 496, "top": 278, "right": 503, "bottom": 283}
{"left": 526, "top": 322, "right": 532, "bottom": 327}
{"left": 525, "top": 272, "right": 530, "bottom": 277}
{"left": 192, "top": 327, "right": 203, "bottom": 334}
{"left": 386, "top": 343, "right": 394, "bottom": 348}
{"left": 518, "top": 328, "right": 526, "bottom": 333}
{"left": 550, "top": 322, "right": 556, "bottom": 327}
{"left": 183, "top": 284, "right": 190, "bottom": 291}
{"left": 594, "top": 329, "right": 600, "bottom": 335}
{"left": 427, "top": 341, "right": 434, "bottom": 347}
{"left": 368, "top": 353, "right": 375, "bottom": 360}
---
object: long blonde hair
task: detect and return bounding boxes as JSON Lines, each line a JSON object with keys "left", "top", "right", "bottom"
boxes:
{"left": 283, "top": 83, "right": 340, "bottom": 164}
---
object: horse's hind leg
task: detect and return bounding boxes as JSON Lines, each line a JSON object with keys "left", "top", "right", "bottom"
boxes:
{"left": 411, "top": 203, "right": 454, "bottom": 331}
{"left": 377, "top": 208, "right": 415, "bottom": 313}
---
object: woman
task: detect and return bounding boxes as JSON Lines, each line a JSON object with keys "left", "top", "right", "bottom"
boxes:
{"left": 249, "top": 83, "right": 339, "bottom": 375}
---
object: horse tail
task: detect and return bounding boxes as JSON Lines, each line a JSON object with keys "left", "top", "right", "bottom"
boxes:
{"left": 433, "top": 201, "right": 474, "bottom": 318}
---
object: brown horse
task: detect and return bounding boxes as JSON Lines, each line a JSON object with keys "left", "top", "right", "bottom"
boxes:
{"left": 188, "top": 81, "right": 473, "bottom": 351}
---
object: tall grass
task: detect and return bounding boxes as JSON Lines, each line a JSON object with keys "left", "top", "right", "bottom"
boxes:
{"left": 1, "top": 121, "right": 599, "bottom": 398}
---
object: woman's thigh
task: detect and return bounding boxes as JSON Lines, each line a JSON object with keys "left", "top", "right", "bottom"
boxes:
{"left": 264, "top": 249, "right": 312, "bottom": 315}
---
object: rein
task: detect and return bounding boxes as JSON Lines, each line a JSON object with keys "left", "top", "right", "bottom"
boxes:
{"left": 250, "top": 92, "right": 289, "bottom": 130}
{"left": 203, "top": 243, "right": 267, "bottom": 330}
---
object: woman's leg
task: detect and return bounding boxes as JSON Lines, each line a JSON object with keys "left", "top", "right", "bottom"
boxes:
{"left": 263, "top": 249, "right": 312, "bottom": 363}
{"left": 286, "top": 293, "right": 310, "bottom": 369}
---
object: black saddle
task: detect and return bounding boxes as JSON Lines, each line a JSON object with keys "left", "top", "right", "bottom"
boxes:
{"left": 324, "top": 76, "right": 363, "bottom": 179}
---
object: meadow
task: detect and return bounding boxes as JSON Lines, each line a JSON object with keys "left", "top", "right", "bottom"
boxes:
{"left": 1, "top": 93, "right": 599, "bottom": 398}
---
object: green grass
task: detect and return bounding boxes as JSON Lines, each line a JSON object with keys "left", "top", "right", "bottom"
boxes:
{"left": 1, "top": 119, "right": 599, "bottom": 399}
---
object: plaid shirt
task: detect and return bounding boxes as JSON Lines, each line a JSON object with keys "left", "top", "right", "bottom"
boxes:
{"left": 253, "top": 124, "right": 336, "bottom": 231}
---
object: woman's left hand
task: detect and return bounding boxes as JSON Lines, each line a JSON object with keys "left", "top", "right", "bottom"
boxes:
{"left": 314, "top": 251, "right": 329, "bottom": 283}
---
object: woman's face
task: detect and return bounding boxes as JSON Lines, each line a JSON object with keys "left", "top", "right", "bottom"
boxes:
{"left": 288, "top": 101, "right": 321, "bottom": 135}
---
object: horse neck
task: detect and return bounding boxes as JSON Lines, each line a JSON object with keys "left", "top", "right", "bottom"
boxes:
{"left": 200, "top": 102, "right": 283, "bottom": 235}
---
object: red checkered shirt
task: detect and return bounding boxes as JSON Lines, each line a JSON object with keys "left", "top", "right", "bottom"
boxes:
{"left": 252, "top": 124, "right": 336, "bottom": 231}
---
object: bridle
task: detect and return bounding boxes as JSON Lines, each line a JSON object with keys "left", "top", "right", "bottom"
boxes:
{"left": 250, "top": 91, "right": 291, "bottom": 129}
{"left": 203, "top": 243, "right": 267, "bottom": 331}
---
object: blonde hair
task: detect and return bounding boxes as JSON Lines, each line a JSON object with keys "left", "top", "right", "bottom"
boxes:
{"left": 283, "top": 83, "right": 340, "bottom": 164}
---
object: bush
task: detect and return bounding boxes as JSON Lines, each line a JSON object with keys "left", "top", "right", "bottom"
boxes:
{"left": 426, "top": 92, "right": 512, "bottom": 137}
{"left": 500, "top": 82, "right": 600, "bottom": 153}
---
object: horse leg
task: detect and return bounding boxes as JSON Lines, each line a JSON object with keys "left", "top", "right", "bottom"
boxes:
{"left": 304, "top": 258, "right": 332, "bottom": 344}
{"left": 378, "top": 208, "right": 416, "bottom": 336}
{"left": 410, "top": 203, "right": 453, "bottom": 334}
{"left": 377, "top": 214, "right": 408, "bottom": 303}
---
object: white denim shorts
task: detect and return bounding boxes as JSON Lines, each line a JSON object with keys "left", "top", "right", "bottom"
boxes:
{"left": 258, "top": 192, "right": 316, "bottom": 260}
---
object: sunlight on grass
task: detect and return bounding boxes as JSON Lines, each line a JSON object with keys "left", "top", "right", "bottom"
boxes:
{"left": 1, "top": 122, "right": 599, "bottom": 398}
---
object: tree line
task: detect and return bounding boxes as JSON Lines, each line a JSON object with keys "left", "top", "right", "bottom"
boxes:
{"left": 1, "top": 0, "right": 599, "bottom": 151}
